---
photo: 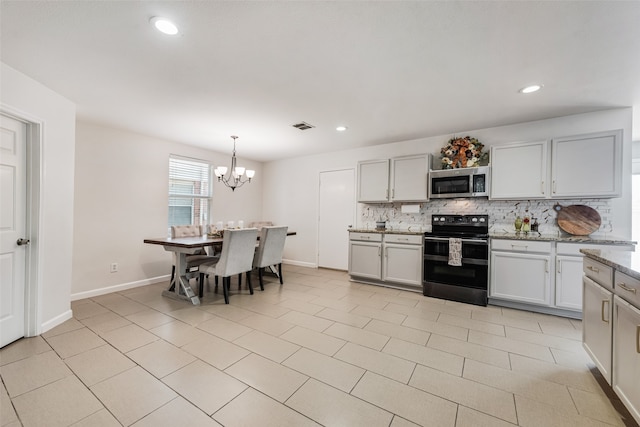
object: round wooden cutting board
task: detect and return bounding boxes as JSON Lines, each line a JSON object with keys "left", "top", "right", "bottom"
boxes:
{"left": 554, "top": 204, "right": 601, "bottom": 236}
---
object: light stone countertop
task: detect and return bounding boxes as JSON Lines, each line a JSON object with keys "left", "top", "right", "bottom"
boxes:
{"left": 581, "top": 248, "right": 640, "bottom": 281}
{"left": 489, "top": 232, "right": 635, "bottom": 246}
{"left": 348, "top": 228, "right": 424, "bottom": 235}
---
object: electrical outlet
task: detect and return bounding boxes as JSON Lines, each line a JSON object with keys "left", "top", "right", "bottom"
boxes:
{"left": 110, "top": 263, "right": 118, "bottom": 273}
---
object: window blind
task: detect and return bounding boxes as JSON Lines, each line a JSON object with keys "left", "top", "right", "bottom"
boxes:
{"left": 168, "top": 156, "right": 212, "bottom": 228}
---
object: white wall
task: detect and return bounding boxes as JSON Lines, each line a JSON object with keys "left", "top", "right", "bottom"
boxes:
{"left": 263, "top": 108, "right": 633, "bottom": 267}
{"left": 71, "top": 122, "right": 263, "bottom": 298}
{"left": 0, "top": 62, "right": 76, "bottom": 332}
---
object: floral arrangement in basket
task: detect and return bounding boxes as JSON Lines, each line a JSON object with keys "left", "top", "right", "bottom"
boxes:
{"left": 440, "top": 136, "right": 486, "bottom": 169}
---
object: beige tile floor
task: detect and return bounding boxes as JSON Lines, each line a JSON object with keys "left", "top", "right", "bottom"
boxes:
{"left": 1, "top": 265, "right": 638, "bottom": 427}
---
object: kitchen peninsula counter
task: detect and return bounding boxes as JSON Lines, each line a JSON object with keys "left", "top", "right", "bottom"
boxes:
{"left": 580, "top": 248, "right": 640, "bottom": 281}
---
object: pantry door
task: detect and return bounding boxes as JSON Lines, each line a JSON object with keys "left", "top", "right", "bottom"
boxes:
{"left": 318, "top": 169, "right": 355, "bottom": 270}
{"left": 0, "top": 114, "right": 27, "bottom": 347}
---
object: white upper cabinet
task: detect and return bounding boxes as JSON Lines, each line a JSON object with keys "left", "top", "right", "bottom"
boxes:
{"left": 390, "top": 154, "right": 429, "bottom": 202}
{"left": 357, "top": 159, "right": 390, "bottom": 202}
{"left": 551, "top": 130, "right": 622, "bottom": 198}
{"left": 490, "top": 140, "right": 548, "bottom": 199}
{"left": 490, "top": 129, "right": 622, "bottom": 200}
{"left": 357, "top": 154, "right": 429, "bottom": 203}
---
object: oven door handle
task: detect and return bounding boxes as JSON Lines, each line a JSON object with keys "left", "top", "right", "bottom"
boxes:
{"left": 424, "top": 237, "right": 488, "bottom": 244}
{"left": 423, "top": 254, "right": 488, "bottom": 266}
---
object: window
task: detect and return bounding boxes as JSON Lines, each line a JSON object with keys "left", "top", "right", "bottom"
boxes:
{"left": 168, "top": 156, "right": 212, "bottom": 230}
{"left": 633, "top": 159, "right": 640, "bottom": 244}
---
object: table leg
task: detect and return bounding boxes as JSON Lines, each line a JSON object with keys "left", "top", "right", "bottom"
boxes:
{"left": 162, "top": 252, "right": 200, "bottom": 305}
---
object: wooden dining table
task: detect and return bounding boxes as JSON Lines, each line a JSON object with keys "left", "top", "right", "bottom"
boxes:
{"left": 144, "top": 231, "right": 296, "bottom": 305}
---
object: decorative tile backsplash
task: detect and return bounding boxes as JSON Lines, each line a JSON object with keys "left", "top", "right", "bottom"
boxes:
{"left": 358, "top": 198, "right": 614, "bottom": 236}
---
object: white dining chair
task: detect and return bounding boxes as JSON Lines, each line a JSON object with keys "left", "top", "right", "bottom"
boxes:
{"left": 253, "top": 225, "right": 288, "bottom": 291}
{"left": 170, "top": 225, "right": 217, "bottom": 284}
{"left": 198, "top": 228, "right": 259, "bottom": 304}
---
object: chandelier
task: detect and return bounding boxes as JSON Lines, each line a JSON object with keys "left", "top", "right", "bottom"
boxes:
{"left": 214, "top": 136, "right": 255, "bottom": 191}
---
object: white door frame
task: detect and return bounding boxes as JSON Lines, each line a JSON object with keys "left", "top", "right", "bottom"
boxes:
{"left": 317, "top": 168, "right": 356, "bottom": 269}
{"left": 1, "top": 105, "right": 43, "bottom": 338}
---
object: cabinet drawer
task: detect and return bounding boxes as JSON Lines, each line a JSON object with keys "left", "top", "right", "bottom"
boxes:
{"left": 583, "top": 258, "right": 613, "bottom": 291}
{"left": 350, "top": 232, "right": 382, "bottom": 242}
{"left": 615, "top": 270, "right": 640, "bottom": 308}
{"left": 384, "top": 234, "right": 423, "bottom": 245}
{"left": 491, "top": 239, "right": 552, "bottom": 253}
{"left": 557, "top": 242, "right": 634, "bottom": 256}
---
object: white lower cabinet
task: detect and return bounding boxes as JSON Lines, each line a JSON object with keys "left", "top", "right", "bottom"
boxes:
{"left": 613, "top": 296, "right": 640, "bottom": 423}
{"left": 490, "top": 250, "right": 551, "bottom": 305}
{"left": 349, "top": 233, "right": 382, "bottom": 280}
{"left": 555, "top": 255, "right": 585, "bottom": 310}
{"left": 583, "top": 256, "right": 640, "bottom": 425}
{"left": 582, "top": 275, "right": 613, "bottom": 384}
{"left": 349, "top": 232, "right": 422, "bottom": 289}
{"left": 491, "top": 240, "right": 633, "bottom": 316}
{"left": 490, "top": 240, "right": 552, "bottom": 306}
{"left": 383, "top": 242, "right": 422, "bottom": 286}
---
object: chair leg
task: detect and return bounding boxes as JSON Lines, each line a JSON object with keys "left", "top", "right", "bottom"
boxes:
{"left": 247, "top": 271, "right": 253, "bottom": 295}
{"left": 223, "top": 276, "right": 230, "bottom": 304}
{"left": 214, "top": 275, "right": 219, "bottom": 292}
{"left": 238, "top": 273, "right": 242, "bottom": 290}
{"left": 198, "top": 272, "right": 205, "bottom": 298}
{"left": 278, "top": 263, "right": 283, "bottom": 285}
{"left": 258, "top": 268, "right": 265, "bottom": 291}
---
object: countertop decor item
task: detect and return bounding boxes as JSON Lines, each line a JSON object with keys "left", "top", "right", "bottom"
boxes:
{"left": 554, "top": 204, "right": 601, "bottom": 236}
{"left": 440, "top": 136, "right": 486, "bottom": 169}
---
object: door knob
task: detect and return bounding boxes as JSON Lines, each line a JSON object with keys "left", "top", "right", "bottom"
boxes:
{"left": 16, "top": 238, "right": 30, "bottom": 246}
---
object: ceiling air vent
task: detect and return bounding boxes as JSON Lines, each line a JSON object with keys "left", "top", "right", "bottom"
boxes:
{"left": 292, "top": 121, "right": 315, "bottom": 130}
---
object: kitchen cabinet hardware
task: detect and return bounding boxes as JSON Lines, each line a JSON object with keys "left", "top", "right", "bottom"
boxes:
{"left": 602, "top": 299, "right": 610, "bottom": 323}
{"left": 541, "top": 181, "right": 545, "bottom": 194}
{"left": 553, "top": 180, "right": 557, "bottom": 193}
{"left": 511, "top": 244, "right": 528, "bottom": 250}
{"left": 557, "top": 259, "right": 561, "bottom": 273}
{"left": 587, "top": 265, "right": 600, "bottom": 273}
{"left": 618, "top": 283, "right": 637, "bottom": 294}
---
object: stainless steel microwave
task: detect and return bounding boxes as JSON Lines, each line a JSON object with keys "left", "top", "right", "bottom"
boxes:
{"left": 428, "top": 166, "right": 490, "bottom": 199}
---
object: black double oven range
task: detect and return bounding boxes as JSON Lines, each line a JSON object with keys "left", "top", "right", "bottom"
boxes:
{"left": 423, "top": 214, "right": 489, "bottom": 306}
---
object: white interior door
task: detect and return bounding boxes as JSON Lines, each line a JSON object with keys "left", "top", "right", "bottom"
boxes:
{"left": 318, "top": 169, "right": 355, "bottom": 270}
{"left": 1, "top": 114, "right": 27, "bottom": 347}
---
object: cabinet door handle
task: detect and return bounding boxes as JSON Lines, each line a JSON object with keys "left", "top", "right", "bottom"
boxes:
{"left": 541, "top": 181, "right": 545, "bottom": 195}
{"left": 378, "top": 246, "right": 381, "bottom": 256}
{"left": 601, "top": 299, "right": 610, "bottom": 323}
{"left": 636, "top": 325, "right": 640, "bottom": 354}
{"left": 386, "top": 189, "right": 389, "bottom": 199}
{"left": 545, "top": 259, "right": 549, "bottom": 273}
{"left": 553, "top": 180, "right": 556, "bottom": 193}
{"left": 392, "top": 189, "right": 395, "bottom": 198}
{"left": 587, "top": 265, "right": 600, "bottom": 273}
{"left": 557, "top": 259, "right": 561, "bottom": 273}
{"left": 617, "top": 283, "right": 637, "bottom": 294}
{"left": 511, "top": 244, "right": 528, "bottom": 250}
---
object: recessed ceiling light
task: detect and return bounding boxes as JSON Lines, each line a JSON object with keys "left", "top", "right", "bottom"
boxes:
{"left": 150, "top": 17, "right": 179, "bottom": 35}
{"left": 336, "top": 126, "right": 348, "bottom": 132}
{"left": 519, "top": 84, "right": 543, "bottom": 94}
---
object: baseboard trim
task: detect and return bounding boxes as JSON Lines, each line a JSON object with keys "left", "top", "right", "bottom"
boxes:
{"left": 71, "top": 275, "right": 170, "bottom": 301}
{"left": 40, "top": 309, "right": 73, "bottom": 335}
{"left": 283, "top": 259, "right": 317, "bottom": 269}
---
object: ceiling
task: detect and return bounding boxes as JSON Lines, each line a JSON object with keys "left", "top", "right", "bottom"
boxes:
{"left": 1, "top": 1, "right": 639, "bottom": 162}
